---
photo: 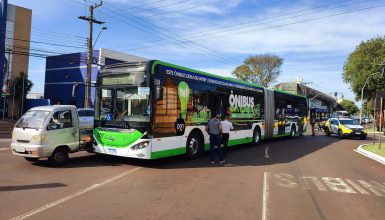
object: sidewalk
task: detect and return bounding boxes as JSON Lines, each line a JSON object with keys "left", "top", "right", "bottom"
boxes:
{"left": 0, "top": 119, "right": 16, "bottom": 139}
{"left": 355, "top": 144, "right": 385, "bottom": 165}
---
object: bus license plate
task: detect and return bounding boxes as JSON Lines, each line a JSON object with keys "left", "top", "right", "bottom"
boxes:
{"left": 107, "top": 148, "right": 117, "bottom": 154}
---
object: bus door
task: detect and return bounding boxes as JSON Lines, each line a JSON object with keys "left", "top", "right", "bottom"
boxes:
{"left": 211, "top": 94, "right": 228, "bottom": 118}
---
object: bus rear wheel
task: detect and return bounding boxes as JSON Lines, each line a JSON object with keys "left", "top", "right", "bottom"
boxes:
{"left": 253, "top": 127, "right": 261, "bottom": 145}
{"left": 186, "top": 133, "right": 202, "bottom": 159}
{"left": 290, "top": 125, "right": 296, "bottom": 138}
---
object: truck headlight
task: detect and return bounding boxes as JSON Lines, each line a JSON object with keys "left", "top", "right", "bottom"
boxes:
{"left": 131, "top": 141, "right": 149, "bottom": 151}
{"left": 30, "top": 134, "right": 47, "bottom": 145}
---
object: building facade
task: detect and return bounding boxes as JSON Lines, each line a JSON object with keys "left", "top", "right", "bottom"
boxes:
{"left": 44, "top": 49, "right": 148, "bottom": 108}
{"left": 0, "top": 0, "right": 32, "bottom": 118}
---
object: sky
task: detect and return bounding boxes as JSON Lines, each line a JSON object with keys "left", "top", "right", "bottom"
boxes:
{"left": 7, "top": 0, "right": 385, "bottom": 103}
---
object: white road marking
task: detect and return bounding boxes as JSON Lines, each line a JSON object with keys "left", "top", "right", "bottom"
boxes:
{"left": 346, "top": 179, "right": 370, "bottom": 195}
{"left": 322, "top": 177, "right": 356, "bottom": 193}
{"left": 0, "top": 148, "right": 10, "bottom": 151}
{"left": 274, "top": 173, "right": 297, "bottom": 188}
{"left": 9, "top": 167, "right": 142, "bottom": 220}
{"left": 0, "top": 138, "right": 12, "bottom": 141}
{"left": 357, "top": 180, "right": 385, "bottom": 196}
{"left": 300, "top": 176, "right": 327, "bottom": 191}
{"left": 265, "top": 147, "right": 269, "bottom": 159}
{"left": 262, "top": 172, "right": 270, "bottom": 220}
{"left": 272, "top": 172, "right": 385, "bottom": 197}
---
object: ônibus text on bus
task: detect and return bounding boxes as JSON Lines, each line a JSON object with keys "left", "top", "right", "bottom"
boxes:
{"left": 93, "top": 61, "right": 308, "bottom": 159}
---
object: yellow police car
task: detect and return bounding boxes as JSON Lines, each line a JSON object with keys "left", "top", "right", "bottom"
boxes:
{"left": 324, "top": 117, "right": 367, "bottom": 140}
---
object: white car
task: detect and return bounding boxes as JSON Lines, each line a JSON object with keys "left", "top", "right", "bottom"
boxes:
{"left": 77, "top": 108, "right": 94, "bottom": 129}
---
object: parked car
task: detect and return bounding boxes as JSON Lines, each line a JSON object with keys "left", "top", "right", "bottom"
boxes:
{"left": 10, "top": 105, "right": 93, "bottom": 166}
{"left": 324, "top": 117, "right": 367, "bottom": 140}
{"left": 77, "top": 108, "right": 94, "bottom": 129}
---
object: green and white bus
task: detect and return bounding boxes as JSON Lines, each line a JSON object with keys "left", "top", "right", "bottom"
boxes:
{"left": 93, "top": 61, "right": 308, "bottom": 159}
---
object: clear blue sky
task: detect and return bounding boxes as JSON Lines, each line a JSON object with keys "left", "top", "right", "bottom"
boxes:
{"left": 8, "top": 0, "right": 385, "bottom": 102}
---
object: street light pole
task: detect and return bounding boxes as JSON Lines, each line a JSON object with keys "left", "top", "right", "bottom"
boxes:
{"left": 359, "top": 73, "right": 376, "bottom": 124}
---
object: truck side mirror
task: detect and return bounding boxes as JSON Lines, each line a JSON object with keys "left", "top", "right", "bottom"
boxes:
{"left": 72, "top": 82, "right": 78, "bottom": 98}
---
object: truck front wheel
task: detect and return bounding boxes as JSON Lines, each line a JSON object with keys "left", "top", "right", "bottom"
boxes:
{"left": 48, "top": 147, "right": 69, "bottom": 166}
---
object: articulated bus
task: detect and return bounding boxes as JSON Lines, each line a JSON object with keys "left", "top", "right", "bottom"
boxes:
{"left": 93, "top": 61, "right": 308, "bottom": 159}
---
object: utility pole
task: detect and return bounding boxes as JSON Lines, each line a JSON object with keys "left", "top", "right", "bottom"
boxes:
{"left": 79, "top": 1, "right": 104, "bottom": 108}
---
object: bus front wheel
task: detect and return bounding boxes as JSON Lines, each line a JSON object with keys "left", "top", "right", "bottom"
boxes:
{"left": 186, "top": 133, "right": 202, "bottom": 159}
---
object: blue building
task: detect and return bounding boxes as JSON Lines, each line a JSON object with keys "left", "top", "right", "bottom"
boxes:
{"left": 44, "top": 48, "right": 148, "bottom": 108}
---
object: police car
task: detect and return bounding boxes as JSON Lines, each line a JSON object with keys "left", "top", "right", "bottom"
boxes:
{"left": 324, "top": 117, "right": 367, "bottom": 140}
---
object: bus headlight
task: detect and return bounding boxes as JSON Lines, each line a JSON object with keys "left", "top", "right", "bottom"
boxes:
{"left": 30, "top": 134, "right": 47, "bottom": 145}
{"left": 131, "top": 141, "right": 149, "bottom": 151}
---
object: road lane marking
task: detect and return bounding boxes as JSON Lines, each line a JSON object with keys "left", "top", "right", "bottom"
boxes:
{"left": 300, "top": 176, "right": 327, "bottom": 191}
{"left": 272, "top": 172, "right": 385, "bottom": 197}
{"left": 322, "top": 177, "right": 356, "bottom": 194}
{"left": 0, "top": 148, "right": 10, "bottom": 151}
{"left": 265, "top": 147, "right": 269, "bottom": 159}
{"left": 346, "top": 179, "right": 370, "bottom": 195}
{"left": 262, "top": 172, "right": 269, "bottom": 220}
{"left": 9, "top": 167, "right": 142, "bottom": 220}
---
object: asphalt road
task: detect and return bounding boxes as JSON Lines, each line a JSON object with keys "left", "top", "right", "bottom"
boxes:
{"left": 0, "top": 132, "right": 384, "bottom": 220}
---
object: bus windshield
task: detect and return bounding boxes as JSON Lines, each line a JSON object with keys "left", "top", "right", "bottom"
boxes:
{"left": 96, "top": 87, "right": 150, "bottom": 125}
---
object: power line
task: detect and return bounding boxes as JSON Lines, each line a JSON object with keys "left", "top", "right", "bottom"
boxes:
{"left": 4, "top": 36, "right": 87, "bottom": 49}
{"left": 117, "top": 0, "right": 372, "bottom": 50}
{"left": 119, "top": 1, "right": 384, "bottom": 51}
{"left": 89, "top": 0, "right": 240, "bottom": 65}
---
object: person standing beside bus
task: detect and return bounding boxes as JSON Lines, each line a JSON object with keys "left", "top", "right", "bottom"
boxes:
{"left": 310, "top": 112, "right": 316, "bottom": 136}
{"left": 221, "top": 115, "right": 233, "bottom": 158}
{"left": 205, "top": 112, "right": 225, "bottom": 164}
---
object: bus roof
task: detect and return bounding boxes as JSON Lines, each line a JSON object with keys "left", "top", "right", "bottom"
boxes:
{"left": 271, "top": 88, "right": 307, "bottom": 99}
{"left": 150, "top": 60, "right": 264, "bottom": 90}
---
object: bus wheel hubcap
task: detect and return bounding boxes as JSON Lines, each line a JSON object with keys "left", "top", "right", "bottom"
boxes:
{"left": 189, "top": 138, "right": 198, "bottom": 155}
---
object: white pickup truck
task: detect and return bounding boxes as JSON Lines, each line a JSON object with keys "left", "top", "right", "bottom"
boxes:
{"left": 10, "top": 105, "right": 93, "bottom": 166}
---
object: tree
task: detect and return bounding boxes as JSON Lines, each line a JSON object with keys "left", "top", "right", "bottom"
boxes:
{"left": 232, "top": 54, "right": 283, "bottom": 87}
{"left": 343, "top": 36, "right": 385, "bottom": 101}
{"left": 339, "top": 100, "right": 359, "bottom": 115}
{"left": 11, "top": 72, "right": 33, "bottom": 99}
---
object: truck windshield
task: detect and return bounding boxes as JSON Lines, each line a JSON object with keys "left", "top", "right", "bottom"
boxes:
{"left": 15, "top": 110, "right": 50, "bottom": 129}
{"left": 96, "top": 87, "right": 150, "bottom": 126}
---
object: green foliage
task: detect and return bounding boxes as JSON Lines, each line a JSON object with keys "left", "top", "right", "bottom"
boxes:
{"left": 343, "top": 36, "right": 385, "bottom": 101}
{"left": 11, "top": 72, "right": 33, "bottom": 99}
{"left": 232, "top": 54, "right": 283, "bottom": 87}
{"left": 339, "top": 99, "right": 359, "bottom": 115}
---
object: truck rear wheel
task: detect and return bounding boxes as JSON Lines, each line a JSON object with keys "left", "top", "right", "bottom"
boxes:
{"left": 48, "top": 147, "right": 69, "bottom": 166}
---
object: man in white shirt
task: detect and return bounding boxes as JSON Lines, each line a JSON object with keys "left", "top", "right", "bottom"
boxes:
{"left": 221, "top": 115, "right": 233, "bottom": 158}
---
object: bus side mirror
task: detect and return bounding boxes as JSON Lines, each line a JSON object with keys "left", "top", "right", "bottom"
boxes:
{"left": 72, "top": 82, "right": 78, "bottom": 98}
{"left": 155, "top": 86, "right": 163, "bottom": 100}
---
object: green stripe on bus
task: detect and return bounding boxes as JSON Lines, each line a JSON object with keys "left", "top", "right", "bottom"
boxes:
{"left": 151, "top": 147, "right": 186, "bottom": 159}
{"left": 203, "top": 137, "right": 253, "bottom": 150}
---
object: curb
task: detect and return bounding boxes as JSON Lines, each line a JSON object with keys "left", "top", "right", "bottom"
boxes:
{"left": 354, "top": 144, "right": 385, "bottom": 165}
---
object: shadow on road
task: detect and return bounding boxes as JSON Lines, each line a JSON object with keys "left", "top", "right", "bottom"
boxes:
{"left": 30, "top": 133, "right": 351, "bottom": 169}
{"left": 0, "top": 183, "right": 67, "bottom": 192}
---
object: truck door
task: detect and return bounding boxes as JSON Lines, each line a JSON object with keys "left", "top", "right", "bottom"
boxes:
{"left": 46, "top": 109, "right": 79, "bottom": 152}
